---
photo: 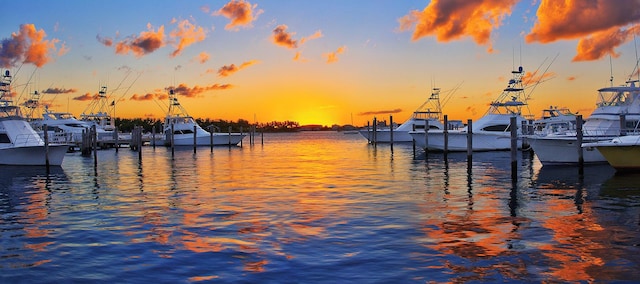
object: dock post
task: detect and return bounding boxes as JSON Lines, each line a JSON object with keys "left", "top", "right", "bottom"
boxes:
{"left": 412, "top": 124, "right": 416, "bottom": 158}
{"left": 389, "top": 115, "right": 394, "bottom": 146}
{"left": 92, "top": 125, "right": 98, "bottom": 168}
{"left": 171, "top": 123, "right": 175, "bottom": 158}
{"left": 240, "top": 126, "right": 243, "bottom": 147}
{"left": 466, "top": 119, "right": 473, "bottom": 159}
{"left": 209, "top": 125, "right": 214, "bottom": 152}
{"left": 193, "top": 125, "right": 197, "bottom": 154}
{"left": 114, "top": 126, "right": 119, "bottom": 152}
{"left": 44, "top": 124, "right": 50, "bottom": 169}
{"left": 620, "top": 114, "right": 627, "bottom": 136}
{"left": 443, "top": 115, "right": 449, "bottom": 155}
{"left": 137, "top": 126, "right": 142, "bottom": 160}
{"left": 151, "top": 125, "right": 156, "bottom": 148}
{"left": 228, "top": 126, "right": 232, "bottom": 147}
{"left": 576, "top": 115, "right": 584, "bottom": 172}
{"left": 510, "top": 116, "right": 518, "bottom": 180}
{"left": 424, "top": 119, "right": 429, "bottom": 155}
{"left": 372, "top": 117, "right": 377, "bottom": 146}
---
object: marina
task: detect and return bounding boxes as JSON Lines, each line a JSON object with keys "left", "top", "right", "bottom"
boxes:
{"left": 1, "top": 132, "right": 640, "bottom": 282}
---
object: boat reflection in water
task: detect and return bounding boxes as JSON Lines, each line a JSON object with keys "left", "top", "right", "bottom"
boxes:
{"left": 1, "top": 132, "right": 639, "bottom": 282}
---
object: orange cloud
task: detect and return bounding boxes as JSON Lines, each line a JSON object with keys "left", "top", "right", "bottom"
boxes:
{"left": 397, "top": 0, "right": 518, "bottom": 53}
{"left": 0, "top": 24, "right": 61, "bottom": 68}
{"left": 217, "top": 60, "right": 259, "bottom": 77}
{"left": 98, "top": 24, "right": 165, "bottom": 58}
{"left": 197, "top": 52, "right": 210, "bottom": 63}
{"left": 171, "top": 83, "right": 233, "bottom": 98}
{"left": 526, "top": 0, "right": 640, "bottom": 61}
{"left": 42, "top": 87, "right": 77, "bottom": 94}
{"left": 300, "top": 30, "right": 323, "bottom": 44}
{"left": 170, "top": 19, "right": 206, "bottom": 57}
{"left": 572, "top": 26, "right": 640, "bottom": 61}
{"left": 323, "top": 46, "right": 346, "bottom": 63}
{"left": 359, "top": 109, "right": 402, "bottom": 116}
{"left": 272, "top": 25, "right": 298, "bottom": 49}
{"left": 129, "top": 93, "right": 157, "bottom": 101}
{"left": 73, "top": 93, "right": 97, "bottom": 101}
{"left": 214, "top": 0, "right": 263, "bottom": 31}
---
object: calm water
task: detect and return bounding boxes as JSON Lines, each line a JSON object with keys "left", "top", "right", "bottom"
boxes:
{"left": 1, "top": 131, "right": 640, "bottom": 283}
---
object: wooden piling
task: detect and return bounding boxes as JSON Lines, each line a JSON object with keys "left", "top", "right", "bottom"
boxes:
{"left": 424, "top": 119, "right": 429, "bottom": 155}
{"left": 443, "top": 115, "right": 449, "bottom": 154}
{"left": 510, "top": 116, "right": 518, "bottom": 179}
{"left": 44, "top": 124, "right": 50, "bottom": 168}
{"left": 466, "top": 119, "right": 473, "bottom": 159}
{"left": 620, "top": 114, "right": 627, "bottom": 136}
{"left": 193, "top": 125, "right": 197, "bottom": 153}
{"left": 576, "top": 115, "right": 584, "bottom": 170}
{"left": 389, "top": 115, "right": 394, "bottom": 145}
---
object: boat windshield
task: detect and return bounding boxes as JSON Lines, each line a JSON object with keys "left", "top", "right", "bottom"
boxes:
{"left": 596, "top": 80, "right": 640, "bottom": 107}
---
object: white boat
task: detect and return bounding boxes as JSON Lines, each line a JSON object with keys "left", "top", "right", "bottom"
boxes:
{"left": 162, "top": 88, "right": 246, "bottom": 146}
{"left": 30, "top": 107, "right": 111, "bottom": 144}
{"left": 528, "top": 106, "right": 576, "bottom": 136}
{"left": 582, "top": 135, "right": 640, "bottom": 171}
{"left": 528, "top": 79, "right": 640, "bottom": 165}
{"left": 79, "top": 86, "right": 121, "bottom": 141}
{"left": 409, "top": 66, "right": 529, "bottom": 151}
{"left": 0, "top": 70, "right": 68, "bottom": 166}
{"left": 359, "top": 87, "right": 448, "bottom": 143}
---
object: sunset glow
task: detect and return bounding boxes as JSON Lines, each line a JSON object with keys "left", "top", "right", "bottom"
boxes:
{"left": 2, "top": 0, "right": 640, "bottom": 126}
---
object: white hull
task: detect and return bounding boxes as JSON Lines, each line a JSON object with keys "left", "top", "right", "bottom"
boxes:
{"left": 528, "top": 136, "right": 608, "bottom": 165}
{"left": 0, "top": 144, "right": 68, "bottom": 166}
{"left": 411, "top": 130, "right": 522, "bottom": 151}
{"left": 164, "top": 133, "right": 246, "bottom": 146}
{"left": 358, "top": 129, "right": 414, "bottom": 142}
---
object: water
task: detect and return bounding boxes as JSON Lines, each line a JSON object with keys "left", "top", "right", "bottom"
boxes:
{"left": 1, "top": 131, "right": 640, "bottom": 283}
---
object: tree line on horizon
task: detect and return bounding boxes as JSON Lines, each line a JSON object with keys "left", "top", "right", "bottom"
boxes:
{"left": 113, "top": 117, "right": 338, "bottom": 133}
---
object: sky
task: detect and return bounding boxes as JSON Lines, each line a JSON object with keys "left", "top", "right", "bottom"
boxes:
{"left": 2, "top": 0, "right": 640, "bottom": 126}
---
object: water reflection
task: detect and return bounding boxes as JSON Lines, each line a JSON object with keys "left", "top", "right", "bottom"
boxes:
{"left": 0, "top": 166, "right": 67, "bottom": 269}
{"left": 1, "top": 133, "right": 640, "bottom": 282}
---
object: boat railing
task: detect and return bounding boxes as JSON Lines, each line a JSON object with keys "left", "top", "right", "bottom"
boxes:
{"left": 12, "top": 133, "right": 44, "bottom": 146}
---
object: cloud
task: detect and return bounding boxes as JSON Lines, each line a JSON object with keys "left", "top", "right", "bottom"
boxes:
{"left": 525, "top": 0, "right": 640, "bottom": 61}
{"left": 42, "top": 87, "right": 77, "bottom": 94}
{"left": 129, "top": 93, "right": 157, "bottom": 101}
{"left": 271, "top": 25, "right": 324, "bottom": 50}
{"left": 397, "top": 0, "right": 518, "bottom": 53}
{"left": 300, "top": 30, "right": 323, "bottom": 44}
{"left": 359, "top": 109, "right": 402, "bottom": 116}
{"left": 170, "top": 19, "right": 206, "bottom": 57}
{"left": 0, "top": 24, "right": 62, "bottom": 68}
{"left": 323, "top": 46, "right": 346, "bottom": 63}
{"left": 572, "top": 26, "right": 640, "bottom": 61}
{"left": 197, "top": 52, "right": 210, "bottom": 63}
{"left": 272, "top": 25, "right": 298, "bottom": 48}
{"left": 98, "top": 23, "right": 165, "bottom": 58}
{"left": 217, "top": 60, "right": 259, "bottom": 77}
{"left": 214, "top": 0, "right": 263, "bottom": 31}
{"left": 171, "top": 83, "right": 233, "bottom": 98}
{"left": 73, "top": 93, "right": 97, "bottom": 101}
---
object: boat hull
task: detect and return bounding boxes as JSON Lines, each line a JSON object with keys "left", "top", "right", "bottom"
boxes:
{"left": 528, "top": 136, "right": 607, "bottom": 165}
{"left": 358, "top": 129, "right": 414, "bottom": 143}
{"left": 410, "top": 130, "right": 522, "bottom": 151}
{"left": 595, "top": 145, "right": 640, "bottom": 171}
{"left": 0, "top": 144, "right": 68, "bottom": 166}
{"left": 164, "top": 133, "right": 246, "bottom": 146}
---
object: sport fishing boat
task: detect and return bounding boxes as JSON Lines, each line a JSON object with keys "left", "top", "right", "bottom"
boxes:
{"left": 528, "top": 79, "right": 640, "bottom": 165}
{"left": 359, "top": 87, "right": 450, "bottom": 143}
{"left": 409, "top": 66, "right": 530, "bottom": 151}
{"left": 0, "top": 70, "right": 68, "bottom": 166}
{"left": 162, "top": 88, "right": 245, "bottom": 146}
{"left": 582, "top": 134, "right": 640, "bottom": 171}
